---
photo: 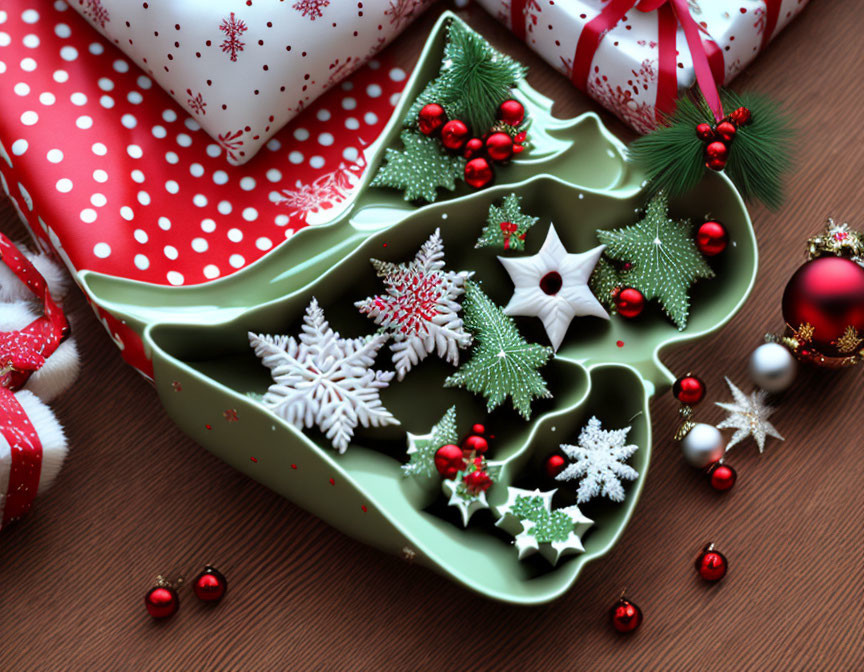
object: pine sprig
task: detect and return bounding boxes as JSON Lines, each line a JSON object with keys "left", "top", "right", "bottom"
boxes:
{"left": 588, "top": 257, "right": 623, "bottom": 311}
{"left": 371, "top": 130, "right": 466, "bottom": 203}
{"left": 445, "top": 281, "right": 552, "bottom": 420}
{"left": 722, "top": 90, "right": 793, "bottom": 210}
{"left": 475, "top": 193, "right": 538, "bottom": 250}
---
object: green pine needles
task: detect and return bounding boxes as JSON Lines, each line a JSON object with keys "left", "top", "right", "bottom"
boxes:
{"left": 445, "top": 281, "right": 552, "bottom": 420}
{"left": 475, "top": 193, "right": 538, "bottom": 251}
{"left": 596, "top": 192, "right": 714, "bottom": 330}
{"left": 403, "top": 406, "right": 458, "bottom": 478}
{"left": 370, "top": 131, "right": 465, "bottom": 203}
{"left": 629, "top": 90, "right": 793, "bottom": 209}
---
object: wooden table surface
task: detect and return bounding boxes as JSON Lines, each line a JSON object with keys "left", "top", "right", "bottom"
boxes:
{"left": 1, "top": 2, "right": 862, "bottom": 670}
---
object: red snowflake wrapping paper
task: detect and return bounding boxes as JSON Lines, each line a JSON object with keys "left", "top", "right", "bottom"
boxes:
{"left": 0, "top": 0, "right": 423, "bottom": 376}
{"left": 67, "top": 0, "right": 434, "bottom": 164}
{"left": 477, "top": 0, "right": 808, "bottom": 134}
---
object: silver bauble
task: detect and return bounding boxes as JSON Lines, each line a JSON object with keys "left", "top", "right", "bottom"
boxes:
{"left": 680, "top": 423, "right": 725, "bottom": 468}
{"left": 749, "top": 342, "right": 797, "bottom": 393}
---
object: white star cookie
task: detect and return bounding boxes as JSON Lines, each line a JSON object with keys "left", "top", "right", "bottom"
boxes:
{"left": 498, "top": 225, "right": 609, "bottom": 351}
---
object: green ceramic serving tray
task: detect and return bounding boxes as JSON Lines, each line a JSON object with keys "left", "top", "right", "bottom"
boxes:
{"left": 77, "top": 13, "right": 758, "bottom": 604}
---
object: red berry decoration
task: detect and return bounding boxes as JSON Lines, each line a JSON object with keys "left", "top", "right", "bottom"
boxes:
{"left": 610, "top": 597, "right": 643, "bottom": 633}
{"left": 461, "top": 434, "right": 489, "bottom": 456}
{"left": 782, "top": 256, "right": 864, "bottom": 357}
{"left": 730, "top": 106, "right": 752, "bottom": 126}
{"left": 695, "top": 543, "right": 728, "bottom": 582}
{"left": 705, "top": 140, "right": 728, "bottom": 171}
{"left": 715, "top": 120, "right": 737, "bottom": 142}
{"left": 545, "top": 454, "right": 566, "bottom": 479}
{"left": 440, "top": 119, "right": 470, "bottom": 151}
{"left": 485, "top": 132, "right": 514, "bottom": 163}
{"left": 615, "top": 287, "right": 645, "bottom": 319}
{"left": 464, "top": 157, "right": 494, "bottom": 189}
{"left": 498, "top": 98, "right": 525, "bottom": 127}
{"left": 708, "top": 463, "right": 737, "bottom": 492}
{"left": 464, "top": 469, "right": 493, "bottom": 494}
{"left": 463, "top": 137, "right": 484, "bottom": 160}
{"left": 193, "top": 566, "right": 227, "bottom": 603}
{"left": 144, "top": 584, "right": 179, "bottom": 620}
{"left": 417, "top": 103, "right": 447, "bottom": 136}
{"left": 695, "top": 122, "right": 715, "bottom": 141}
{"left": 696, "top": 220, "right": 729, "bottom": 257}
{"left": 672, "top": 374, "right": 706, "bottom": 405}
{"left": 434, "top": 444, "right": 466, "bottom": 479}
{"left": 471, "top": 423, "right": 486, "bottom": 435}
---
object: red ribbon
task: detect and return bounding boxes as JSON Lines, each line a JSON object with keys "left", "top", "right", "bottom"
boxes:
{"left": 0, "top": 234, "right": 69, "bottom": 390}
{"left": 0, "top": 386, "right": 43, "bottom": 526}
{"left": 761, "top": 0, "right": 783, "bottom": 51}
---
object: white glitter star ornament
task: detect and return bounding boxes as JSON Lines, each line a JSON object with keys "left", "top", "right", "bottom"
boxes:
{"left": 498, "top": 224, "right": 609, "bottom": 351}
{"left": 716, "top": 377, "right": 784, "bottom": 453}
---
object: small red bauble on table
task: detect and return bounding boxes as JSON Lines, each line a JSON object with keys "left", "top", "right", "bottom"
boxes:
{"left": 696, "top": 220, "right": 729, "bottom": 257}
{"left": 610, "top": 597, "right": 643, "bottom": 633}
{"left": 417, "top": 103, "right": 447, "bottom": 136}
{"left": 497, "top": 99, "right": 525, "bottom": 127}
{"left": 434, "top": 444, "right": 466, "bottom": 479}
{"left": 193, "top": 566, "right": 228, "bottom": 603}
{"left": 440, "top": 119, "right": 470, "bottom": 151}
{"left": 485, "top": 132, "right": 514, "bottom": 163}
{"left": 464, "top": 157, "right": 494, "bottom": 189}
{"left": 695, "top": 543, "right": 728, "bottom": 582}
{"left": 672, "top": 374, "right": 706, "bottom": 406}
{"left": 144, "top": 582, "right": 179, "bottom": 620}
{"left": 707, "top": 462, "right": 737, "bottom": 492}
{"left": 614, "top": 287, "right": 645, "bottom": 319}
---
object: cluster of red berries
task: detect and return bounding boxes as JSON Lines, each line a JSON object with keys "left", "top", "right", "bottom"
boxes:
{"left": 696, "top": 106, "right": 752, "bottom": 171}
{"left": 417, "top": 99, "right": 528, "bottom": 189}
{"left": 433, "top": 423, "right": 493, "bottom": 494}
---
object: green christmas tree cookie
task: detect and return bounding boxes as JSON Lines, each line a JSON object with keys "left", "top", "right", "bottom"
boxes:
{"left": 370, "top": 131, "right": 465, "bottom": 203}
{"left": 475, "top": 194, "right": 538, "bottom": 251}
{"left": 596, "top": 192, "right": 714, "bottom": 329}
{"left": 403, "top": 406, "right": 459, "bottom": 478}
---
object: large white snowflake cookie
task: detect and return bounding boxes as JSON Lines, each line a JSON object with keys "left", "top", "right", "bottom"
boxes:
{"left": 355, "top": 229, "right": 473, "bottom": 380}
{"left": 498, "top": 224, "right": 609, "bottom": 351}
{"left": 249, "top": 298, "right": 398, "bottom": 453}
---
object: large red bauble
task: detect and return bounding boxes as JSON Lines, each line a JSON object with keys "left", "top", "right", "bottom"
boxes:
{"left": 545, "top": 454, "right": 566, "bottom": 479}
{"left": 498, "top": 99, "right": 525, "bottom": 127}
{"left": 145, "top": 586, "right": 179, "bottom": 619}
{"left": 193, "top": 566, "right": 228, "bottom": 603}
{"left": 417, "top": 103, "right": 447, "bottom": 136}
{"left": 485, "top": 132, "right": 514, "bottom": 163}
{"left": 434, "top": 444, "right": 465, "bottom": 479}
{"left": 461, "top": 434, "right": 489, "bottom": 456}
{"left": 464, "top": 157, "right": 494, "bottom": 189}
{"left": 781, "top": 256, "right": 864, "bottom": 354}
{"left": 696, "top": 220, "right": 729, "bottom": 257}
{"left": 610, "top": 598, "right": 643, "bottom": 633}
{"left": 615, "top": 287, "right": 645, "bottom": 319}
{"left": 672, "top": 375, "right": 706, "bottom": 405}
{"left": 695, "top": 545, "right": 728, "bottom": 582}
{"left": 440, "top": 119, "right": 470, "bottom": 151}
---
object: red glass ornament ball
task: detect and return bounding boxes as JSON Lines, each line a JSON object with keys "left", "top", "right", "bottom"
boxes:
{"left": 463, "top": 137, "right": 484, "bottom": 160}
{"left": 695, "top": 545, "right": 728, "bottom": 582}
{"left": 696, "top": 220, "right": 728, "bottom": 257}
{"left": 715, "top": 121, "right": 737, "bottom": 142}
{"left": 193, "top": 566, "right": 227, "bottom": 603}
{"left": 485, "top": 132, "right": 514, "bottom": 163}
{"left": 615, "top": 287, "right": 645, "bottom": 319}
{"left": 471, "top": 423, "right": 486, "bottom": 435}
{"left": 464, "top": 157, "right": 494, "bottom": 189}
{"left": 672, "top": 375, "right": 706, "bottom": 405}
{"left": 545, "top": 454, "right": 566, "bottom": 479}
{"left": 706, "top": 157, "right": 727, "bottom": 171}
{"left": 434, "top": 444, "right": 466, "bottom": 479}
{"left": 730, "top": 106, "right": 751, "bottom": 126}
{"left": 440, "top": 119, "right": 470, "bottom": 151}
{"left": 705, "top": 140, "right": 728, "bottom": 161}
{"left": 781, "top": 256, "right": 864, "bottom": 353}
{"left": 610, "top": 598, "right": 643, "bottom": 633}
{"left": 498, "top": 98, "right": 525, "bottom": 127}
{"left": 418, "top": 103, "right": 447, "bottom": 136}
{"left": 145, "top": 586, "right": 179, "bottom": 619}
{"left": 695, "top": 122, "right": 715, "bottom": 141}
{"left": 708, "top": 463, "right": 737, "bottom": 491}
{"left": 462, "top": 434, "right": 489, "bottom": 456}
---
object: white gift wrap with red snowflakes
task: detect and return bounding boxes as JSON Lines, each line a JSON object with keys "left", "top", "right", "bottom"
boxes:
{"left": 477, "top": 0, "right": 808, "bottom": 133}
{"left": 67, "top": 0, "right": 434, "bottom": 164}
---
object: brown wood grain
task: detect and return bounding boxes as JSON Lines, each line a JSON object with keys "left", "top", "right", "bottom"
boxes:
{"left": 1, "top": 2, "right": 863, "bottom": 670}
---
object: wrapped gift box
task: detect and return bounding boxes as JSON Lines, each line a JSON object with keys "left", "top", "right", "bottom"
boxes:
{"left": 476, "top": 0, "right": 809, "bottom": 133}
{"left": 67, "top": 0, "right": 435, "bottom": 164}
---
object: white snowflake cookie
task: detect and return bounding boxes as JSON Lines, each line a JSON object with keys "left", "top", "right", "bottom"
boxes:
{"left": 356, "top": 229, "right": 473, "bottom": 380}
{"left": 498, "top": 224, "right": 609, "bottom": 351}
{"left": 249, "top": 298, "right": 399, "bottom": 453}
{"left": 555, "top": 416, "right": 639, "bottom": 504}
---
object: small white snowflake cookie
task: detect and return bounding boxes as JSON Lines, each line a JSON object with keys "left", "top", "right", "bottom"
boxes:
{"left": 498, "top": 224, "right": 609, "bottom": 351}
{"left": 556, "top": 416, "right": 639, "bottom": 504}
{"left": 356, "top": 229, "right": 473, "bottom": 380}
{"left": 494, "top": 487, "right": 593, "bottom": 565}
{"left": 249, "top": 298, "right": 399, "bottom": 453}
